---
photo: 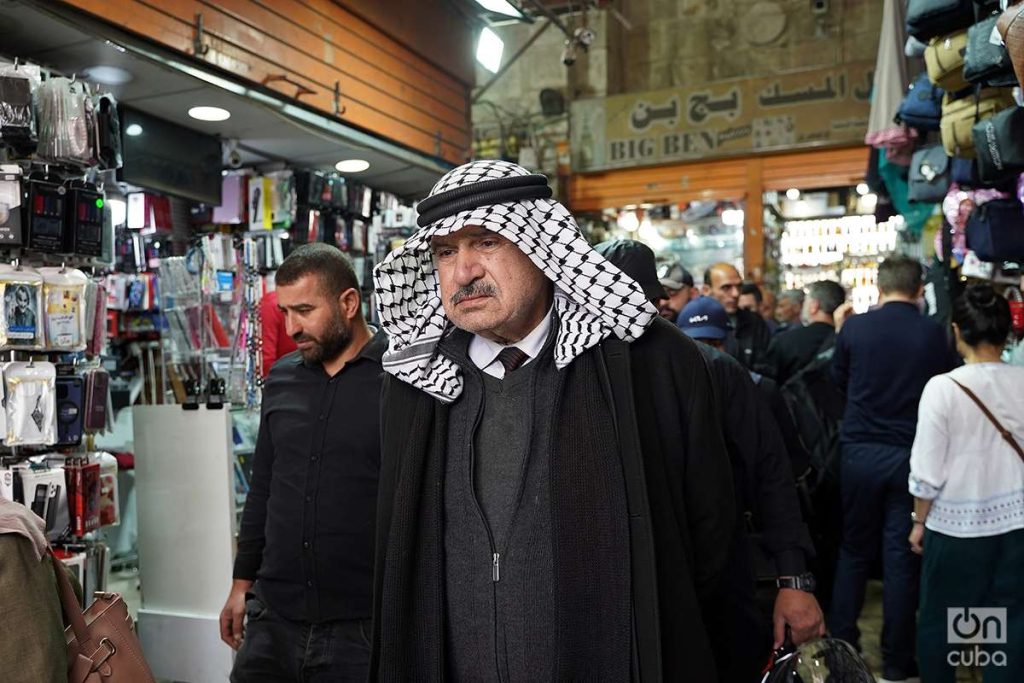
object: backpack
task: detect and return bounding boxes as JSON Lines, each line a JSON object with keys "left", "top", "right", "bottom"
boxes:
{"left": 779, "top": 338, "right": 845, "bottom": 494}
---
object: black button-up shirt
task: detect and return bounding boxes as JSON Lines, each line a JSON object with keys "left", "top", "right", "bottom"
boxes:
{"left": 233, "top": 328, "right": 386, "bottom": 623}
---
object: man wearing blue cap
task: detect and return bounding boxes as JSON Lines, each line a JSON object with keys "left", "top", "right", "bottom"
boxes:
{"left": 677, "top": 296, "right": 824, "bottom": 682}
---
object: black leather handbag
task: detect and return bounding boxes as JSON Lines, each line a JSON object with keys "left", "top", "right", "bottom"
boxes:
{"left": 909, "top": 146, "right": 952, "bottom": 203}
{"left": 966, "top": 198, "right": 1024, "bottom": 262}
{"left": 908, "top": 0, "right": 976, "bottom": 41}
{"left": 965, "top": 14, "right": 1018, "bottom": 86}
{"left": 972, "top": 106, "right": 1024, "bottom": 182}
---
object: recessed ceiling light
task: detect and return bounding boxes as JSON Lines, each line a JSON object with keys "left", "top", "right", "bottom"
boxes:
{"left": 84, "top": 65, "right": 133, "bottom": 85}
{"left": 335, "top": 159, "right": 369, "bottom": 173}
{"left": 856, "top": 182, "right": 869, "bottom": 196}
{"left": 786, "top": 188, "right": 801, "bottom": 201}
{"left": 188, "top": 106, "right": 231, "bottom": 122}
{"left": 125, "top": 123, "right": 143, "bottom": 137}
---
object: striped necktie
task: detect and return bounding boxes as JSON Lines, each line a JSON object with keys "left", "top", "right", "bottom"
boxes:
{"left": 496, "top": 346, "right": 529, "bottom": 374}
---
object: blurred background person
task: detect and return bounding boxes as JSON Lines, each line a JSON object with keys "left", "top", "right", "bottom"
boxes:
{"left": 775, "top": 289, "right": 805, "bottom": 335}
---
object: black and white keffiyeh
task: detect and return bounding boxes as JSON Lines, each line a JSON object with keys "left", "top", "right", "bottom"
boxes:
{"left": 373, "top": 160, "right": 656, "bottom": 402}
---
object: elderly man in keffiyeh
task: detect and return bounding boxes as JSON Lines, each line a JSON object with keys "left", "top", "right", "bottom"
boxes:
{"left": 369, "top": 160, "right": 735, "bottom": 682}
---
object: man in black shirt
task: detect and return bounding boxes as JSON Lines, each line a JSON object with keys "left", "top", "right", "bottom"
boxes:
{"left": 220, "top": 243, "right": 385, "bottom": 682}
{"left": 702, "top": 263, "right": 773, "bottom": 371}
{"left": 764, "top": 280, "right": 846, "bottom": 385}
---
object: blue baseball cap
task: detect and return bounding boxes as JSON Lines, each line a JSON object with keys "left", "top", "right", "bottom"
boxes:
{"left": 677, "top": 296, "right": 730, "bottom": 340}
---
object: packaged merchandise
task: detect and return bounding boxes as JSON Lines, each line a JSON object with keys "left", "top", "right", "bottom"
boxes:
{"left": 0, "top": 63, "right": 40, "bottom": 156}
{"left": 4, "top": 360, "right": 57, "bottom": 445}
{"left": 14, "top": 465, "right": 68, "bottom": 540}
{"left": 65, "top": 458, "right": 100, "bottom": 536}
{"left": 93, "top": 92, "right": 123, "bottom": 170}
{"left": 36, "top": 76, "right": 95, "bottom": 166}
{"left": 83, "top": 368, "right": 110, "bottom": 433}
{"left": 95, "top": 451, "right": 119, "bottom": 527}
{"left": 0, "top": 164, "right": 24, "bottom": 246}
{"left": 0, "top": 264, "right": 45, "bottom": 348}
{"left": 39, "top": 267, "right": 88, "bottom": 351}
{"left": 0, "top": 466, "right": 13, "bottom": 500}
{"left": 55, "top": 373, "right": 84, "bottom": 447}
{"left": 24, "top": 172, "right": 68, "bottom": 253}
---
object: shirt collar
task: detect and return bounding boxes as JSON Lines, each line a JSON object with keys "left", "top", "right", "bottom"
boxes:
{"left": 467, "top": 306, "right": 554, "bottom": 373}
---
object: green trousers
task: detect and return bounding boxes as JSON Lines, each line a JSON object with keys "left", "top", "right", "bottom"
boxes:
{"left": 918, "top": 528, "right": 1024, "bottom": 683}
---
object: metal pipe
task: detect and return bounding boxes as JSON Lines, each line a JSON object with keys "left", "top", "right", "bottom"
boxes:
{"left": 472, "top": 18, "right": 553, "bottom": 103}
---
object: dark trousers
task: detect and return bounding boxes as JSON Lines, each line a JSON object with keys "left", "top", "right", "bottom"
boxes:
{"left": 230, "top": 594, "right": 371, "bottom": 683}
{"left": 918, "top": 528, "right": 1024, "bottom": 683}
{"left": 829, "top": 442, "right": 920, "bottom": 680}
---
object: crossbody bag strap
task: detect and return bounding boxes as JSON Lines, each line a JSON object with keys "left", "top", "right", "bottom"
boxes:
{"left": 600, "top": 338, "right": 663, "bottom": 683}
{"left": 950, "top": 378, "right": 1024, "bottom": 462}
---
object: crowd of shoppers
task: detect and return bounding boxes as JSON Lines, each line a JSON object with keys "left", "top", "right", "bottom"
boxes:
{"left": 218, "top": 161, "right": 1021, "bottom": 683}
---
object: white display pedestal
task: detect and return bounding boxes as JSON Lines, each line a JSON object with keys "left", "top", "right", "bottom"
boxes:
{"left": 132, "top": 405, "right": 236, "bottom": 683}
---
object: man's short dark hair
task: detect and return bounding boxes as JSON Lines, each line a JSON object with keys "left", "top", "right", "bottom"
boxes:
{"left": 276, "top": 243, "right": 360, "bottom": 299}
{"left": 806, "top": 280, "right": 846, "bottom": 315}
{"left": 739, "top": 282, "right": 763, "bottom": 305}
{"left": 778, "top": 289, "right": 805, "bottom": 306}
{"left": 877, "top": 255, "right": 923, "bottom": 298}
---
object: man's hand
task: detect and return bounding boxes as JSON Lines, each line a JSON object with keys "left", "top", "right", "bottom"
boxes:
{"left": 833, "top": 302, "right": 855, "bottom": 333}
{"left": 219, "top": 579, "right": 253, "bottom": 650}
{"left": 773, "top": 588, "right": 825, "bottom": 649}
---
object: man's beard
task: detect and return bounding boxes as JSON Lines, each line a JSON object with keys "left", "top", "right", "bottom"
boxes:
{"left": 658, "top": 303, "right": 678, "bottom": 321}
{"left": 294, "top": 313, "right": 351, "bottom": 365}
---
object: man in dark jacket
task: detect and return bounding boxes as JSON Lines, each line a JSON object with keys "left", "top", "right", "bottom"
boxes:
{"left": 370, "top": 161, "right": 735, "bottom": 682}
{"left": 764, "top": 280, "right": 846, "bottom": 385}
{"left": 829, "top": 256, "right": 960, "bottom": 682}
{"left": 702, "top": 263, "right": 773, "bottom": 371}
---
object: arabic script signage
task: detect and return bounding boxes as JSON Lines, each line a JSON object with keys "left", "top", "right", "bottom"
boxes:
{"left": 570, "top": 61, "right": 874, "bottom": 172}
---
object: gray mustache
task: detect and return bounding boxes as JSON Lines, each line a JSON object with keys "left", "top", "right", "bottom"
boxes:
{"left": 451, "top": 283, "right": 497, "bottom": 305}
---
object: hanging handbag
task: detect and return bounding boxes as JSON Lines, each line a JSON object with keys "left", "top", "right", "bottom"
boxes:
{"left": 940, "top": 88, "right": 1015, "bottom": 157}
{"left": 49, "top": 551, "right": 157, "bottom": 683}
{"left": 926, "top": 30, "right": 971, "bottom": 92}
{"left": 909, "top": 146, "right": 952, "bottom": 203}
{"left": 965, "top": 14, "right": 1017, "bottom": 86}
{"left": 965, "top": 198, "right": 1024, "bottom": 261}
{"left": 897, "top": 72, "right": 945, "bottom": 130}
{"left": 997, "top": 3, "right": 1024, "bottom": 88}
{"left": 908, "top": 0, "right": 976, "bottom": 41}
{"left": 972, "top": 106, "right": 1024, "bottom": 183}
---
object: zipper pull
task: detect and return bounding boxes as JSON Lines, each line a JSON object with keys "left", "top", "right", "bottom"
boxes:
{"left": 492, "top": 552, "right": 500, "bottom": 582}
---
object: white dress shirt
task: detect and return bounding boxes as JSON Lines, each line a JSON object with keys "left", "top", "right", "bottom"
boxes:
{"left": 909, "top": 362, "right": 1024, "bottom": 537}
{"left": 468, "top": 307, "right": 554, "bottom": 379}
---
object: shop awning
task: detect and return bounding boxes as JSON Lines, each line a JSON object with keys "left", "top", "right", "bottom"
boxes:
{"left": 1, "top": 1, "right": 454, "bottom": 199}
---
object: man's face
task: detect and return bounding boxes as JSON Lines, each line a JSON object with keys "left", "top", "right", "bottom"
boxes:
{"left": 776, "top": 297, "right": 802, "bottom": 324}
{"left": 14, "top": 288, "right": 28, "bottom": 310}
{"left": 277, "top": 274, "right": 353, "bottom": 365}
{"left": 737, "top": 293, "right": 758, "bottom": 312}
{"left": 430, "top": 227, "right": 550, "bottom": 344}
{"left": 760, "top": 291, "right": 776, "bottom": 321}
{"left": 703, "top": 266, "right": 742, "bottom": 314}
{"left": 658, "top": 286, "right": 692, "bottom": 320}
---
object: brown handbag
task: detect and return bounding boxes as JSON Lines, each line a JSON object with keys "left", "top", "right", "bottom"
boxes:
{"left": 49, "top": 552, "right": 157, "bottom": 683}
{"left": 998, "top": 2, "right": 1024, "bottom": 89}
{"left": 926, "top": 30, "right": 970, "bottom": 92}
{"left": 940, "top": 88, "right": 1016, "bottom": 158}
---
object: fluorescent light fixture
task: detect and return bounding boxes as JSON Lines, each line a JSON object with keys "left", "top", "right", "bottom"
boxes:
{"left": 188, "top": 106, "right": 231, "bottom": 122}
{"left": 856, "top": 182, "right": 869, "bottom": 196}
{"left": 473, "top": 0, "right": 524, "bottom": 18}
{"left": 476, "top": 27, "right": 504, "bottom": 74}
{"left": 125, "top": 123, "right": 143, "bottom": 137}
{"left": 84, "top": 66, "right": 133, "bottom": 85}
{"left": 786, "top": 188, "right": 800, "bottom": 201}
{"left": 335, "top": 159, "right": 370, "bottom": 173}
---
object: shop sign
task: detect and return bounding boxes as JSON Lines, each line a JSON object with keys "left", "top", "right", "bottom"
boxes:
{"left": 570, "top": 61, "right": 874, "bottom": 172}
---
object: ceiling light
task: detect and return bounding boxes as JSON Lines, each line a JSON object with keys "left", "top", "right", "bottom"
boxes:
{"left": 335, "top": 159, "right": 369, "bottom": 173}
{"left": 476, "top": 27, "right": 504, "bottom": 73}
{"left": 84, "top": 66, "right": 133, "bottom": 85}
{"left": 856, "top": 182, "right": 869, "bottom": 196}
{"left": 125, "top": 123, "right": 143, "bottom": 137}
{"left": 473, "top": 0, "right": 525, "bottom": 18}
{"left": 786, "top": 188, "right": 800, "bottom": 201}
{"left": 188, "top": 106, "right": 231, "bottom": 122}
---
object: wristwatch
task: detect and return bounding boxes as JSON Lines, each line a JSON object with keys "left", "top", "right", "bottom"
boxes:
{"left": 911, "top": 511, "right": 925, "bottom": 525}
{"left": 776, "top": 572, "right": 817, "bottom": 593}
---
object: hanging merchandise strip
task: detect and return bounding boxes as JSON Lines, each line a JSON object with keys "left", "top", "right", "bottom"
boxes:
{"left": 241, "top": 236, "right": 263, "bottom": 410}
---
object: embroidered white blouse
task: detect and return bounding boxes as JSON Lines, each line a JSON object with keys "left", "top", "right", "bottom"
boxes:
{"left": 909, "top": 362, "right": 1024, "bottom": 538}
